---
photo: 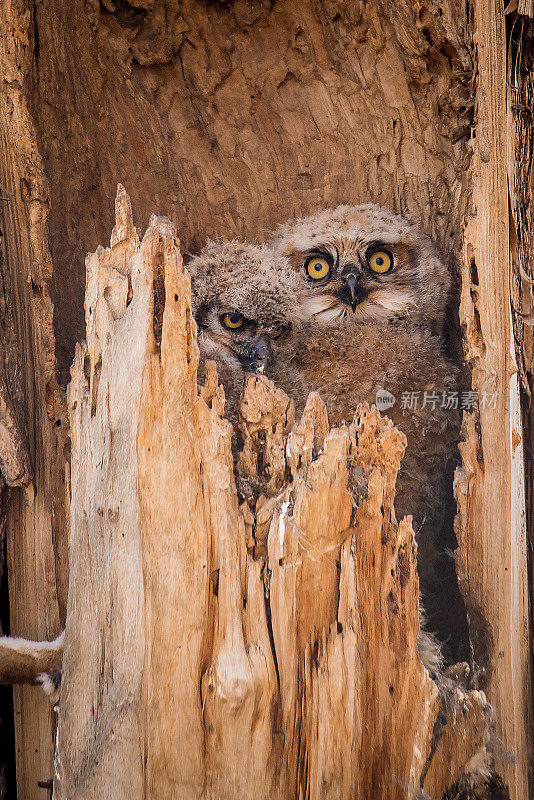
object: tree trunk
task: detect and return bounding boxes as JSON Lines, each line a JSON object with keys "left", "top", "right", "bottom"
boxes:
{"left": 0, "top": 0, "right": 531, "bottom": 798}
{"left": 56, "top": 189, "right": 494, "bottom": 799}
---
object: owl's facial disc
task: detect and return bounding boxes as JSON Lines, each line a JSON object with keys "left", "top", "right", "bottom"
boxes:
{"left": 297, "top": 241, "right": 411, "bottom": 322}
{"left": 196, "top": 304, "right": 290, "bottom": 374}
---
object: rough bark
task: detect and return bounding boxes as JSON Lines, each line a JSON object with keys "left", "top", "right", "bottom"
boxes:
{"left": 56, "top": 189, "right": 495, "bottom": 800}
{"left": 0, "top": 0, "right": 531, "bottom": 798}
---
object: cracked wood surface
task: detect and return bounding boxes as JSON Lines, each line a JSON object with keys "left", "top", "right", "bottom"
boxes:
{"left": 0, "top": 3, "right": 69, "bottom": 796}
{"left": 19, "top": 0, "right": 474, "bottom": 386}
{"left": 454, "top": 2, "right": 531, "bottom": 796}
{"left": 0, "top": 0, "right": 531, "bottom": 797}
{"left": 56, "top": 189, "right": 494, "bottom": 800}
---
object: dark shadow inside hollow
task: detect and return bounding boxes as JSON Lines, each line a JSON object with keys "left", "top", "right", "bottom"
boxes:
{"left": 420, "top": 273, "right": 472, "bottom": 668}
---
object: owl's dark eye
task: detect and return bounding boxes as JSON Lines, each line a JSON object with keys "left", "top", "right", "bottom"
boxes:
{"left": 220, "top": 312, "right": 245, "bottom": 330}
{"left": 367, "top": 247, "right": 393, "bottom": 274}
{"left": 270, "top": 324, "right": 289, "bottom": 339}
{"left": 305, "top": 255, "right": 332, "bottom": 281}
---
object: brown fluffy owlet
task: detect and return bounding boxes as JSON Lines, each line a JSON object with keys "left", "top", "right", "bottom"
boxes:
{"left": 268, "top": 203, "right": 451, "bottom": 334}
{"left": 265, "top": 204, "right": 458, "bottom": 515}
{"left": 266, "top": 205, "right": 465, "bottom": 653}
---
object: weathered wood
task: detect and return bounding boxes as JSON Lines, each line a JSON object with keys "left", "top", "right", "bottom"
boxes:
{"left": 0, "top": 4, "right": 69, "bottom": 797}
{"left": 508, "top": 17, "right": 534, "bottom": 799}
{"left": 455, "top": 1, "right": 531, "bottom": 796}
{"left": 56, "top": 190, "right": 495, "bottom": 800}
{"left": 0, "top": 379, "right": 31, "bottom": 488}
{"left": 13, "top": 0, "right": 474, "bottom": 388}
{"left": 0, "top": 0, "right": 531, "bottom": 796}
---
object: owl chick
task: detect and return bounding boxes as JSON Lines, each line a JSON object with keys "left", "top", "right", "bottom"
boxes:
{"left": 188, "top": 239, "right": 305, "bottom": 427}
{"left": 267, "top": 205, "right": 465, "bottom": 655}
{"left": 268, "top": 204, "right": 451, "bottom": 334}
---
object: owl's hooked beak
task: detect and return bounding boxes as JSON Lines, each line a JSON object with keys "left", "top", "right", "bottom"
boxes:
{"left": 339, "top": 271, "right": 366, "bottom": 311}
{"left": 237, "top": 335, "right": 273, "bottom": 374}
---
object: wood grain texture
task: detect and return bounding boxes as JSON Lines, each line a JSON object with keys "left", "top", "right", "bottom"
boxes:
{"left": 56, "top": 191, "right": 495, "bottom": 800}
{"left": 508, "top": 14, "right": 534, "bottom": 797}
{"left": 18, "top": 0, "right": 474, "bottom": 385}
{"left": 0, "top": 3, "right": 69, "bottom": 797}
{"left": 455, "top": 1, "right": 531, "bottom": 797}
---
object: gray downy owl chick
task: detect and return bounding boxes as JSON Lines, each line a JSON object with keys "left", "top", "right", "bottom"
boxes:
{"left": 268, "top": 204, "right": 451, "bottom": 334}
{"left": 187, "top": 240, "right": 305, "bottom": 426}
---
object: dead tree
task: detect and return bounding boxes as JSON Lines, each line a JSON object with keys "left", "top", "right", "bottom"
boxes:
{"left": 55, "top": 188, "right": 495, "bottom": 799}
{"left": 0, "top": 0, "right": 532, "bottom": 798}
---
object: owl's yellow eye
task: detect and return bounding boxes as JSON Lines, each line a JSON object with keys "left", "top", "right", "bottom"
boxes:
{"left": 221, "top": 313, "right": 244, "bottom": 330}
{"left": 368, "top": 250, "right": 393, "bottom": 274}
{"left": 305, "top": 256, "right": 331, "bottom": 280}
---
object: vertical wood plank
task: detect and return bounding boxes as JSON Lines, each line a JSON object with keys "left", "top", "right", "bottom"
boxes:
{"left": 0, "top": 5, "right": 68, "bottom": 797}
{"left": 456, "top": 0, "right": 532, "bottom": 795}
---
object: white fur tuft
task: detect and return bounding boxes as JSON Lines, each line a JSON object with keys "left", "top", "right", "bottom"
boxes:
{"left": 36, "top": 672, "right": 57, "bottom": 696}
{"left": 300, "top": 291, "right": 415, "bottom": 326}
{"left": 36, "top": 669, "right": 62, "bottom": 705}
{"left": 301, "top": 295, "right": 341, "bottom": 319}
{"left": 370, "top": 289, "right": 415, "bottom": 312}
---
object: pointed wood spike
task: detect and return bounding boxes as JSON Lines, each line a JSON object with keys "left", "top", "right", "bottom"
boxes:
{"left": 110, "top": 183, "right": 139, "bottom": 248}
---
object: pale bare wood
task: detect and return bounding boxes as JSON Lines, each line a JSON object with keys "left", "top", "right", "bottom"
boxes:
{"left": 456, "top": 0, "right": 531, "bottom": 796}
{"left": 57, "top": 189, "right": 496, "bottom": 800}
{"left": 138, "top": 213, "right": 208, "bottom": 799}
{"left": 57, "top": 188, "right": 147, "bottom": 799}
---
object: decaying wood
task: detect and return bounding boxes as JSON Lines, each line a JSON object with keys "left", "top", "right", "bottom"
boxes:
{"left": 0, "top": 378, "right": 31, "bottom": 488}
{"left": 0, "top": 0, "right": 531, "bottom": 797}
{"left": 507, "top": 19, "right": 534, "bottom": 800}
{"left": 57, "top": 189, "right": 495, "bottom": 800}
{"left": 12, "top": 0, "right": 475, "bottom": 389}
{"left": 0, "top": 4, "right": 69, "bottom": 796}
{"left": 454, "top": 1, "right": 531, "bottom": 796}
